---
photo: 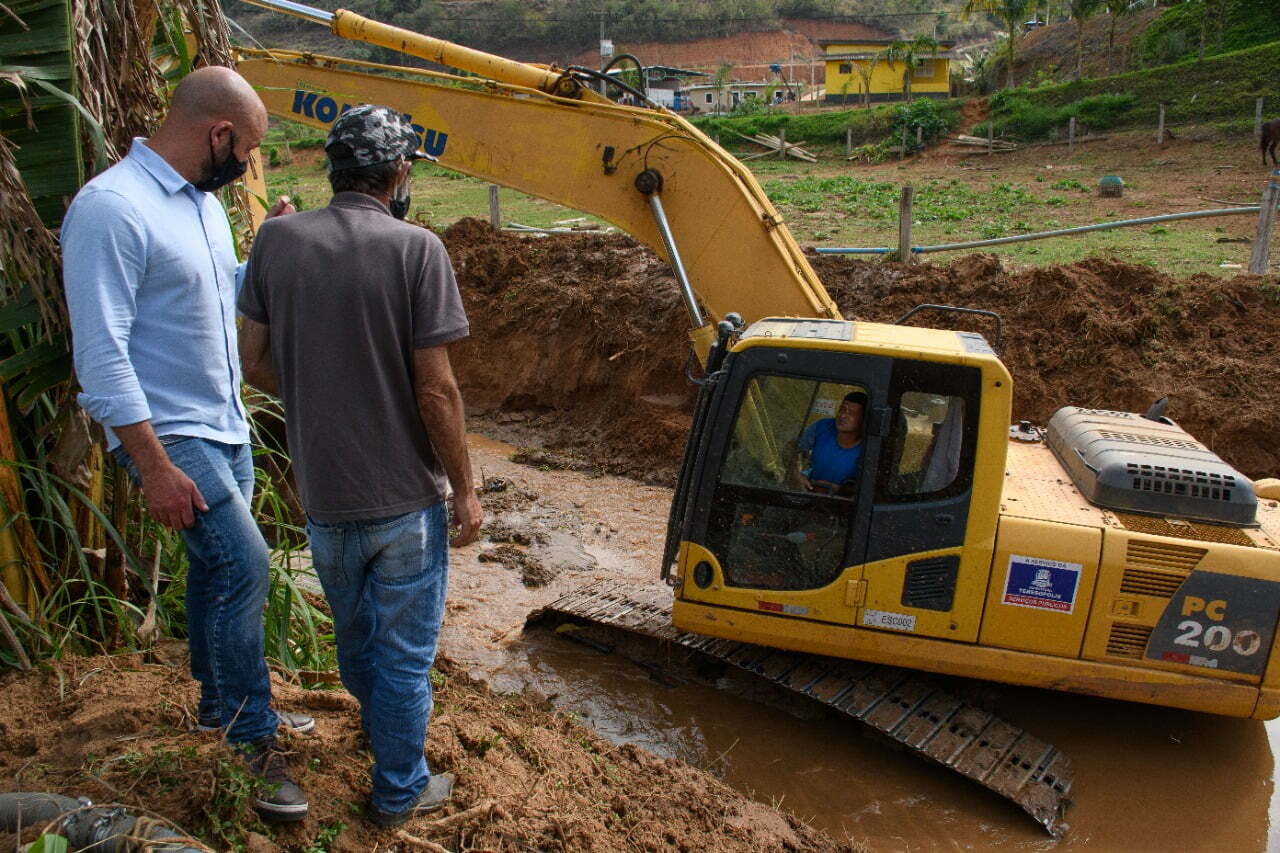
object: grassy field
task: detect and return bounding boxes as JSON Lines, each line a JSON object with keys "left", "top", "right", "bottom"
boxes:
{"left": 262, "top": 120, "right": 1276, "bottom": 277}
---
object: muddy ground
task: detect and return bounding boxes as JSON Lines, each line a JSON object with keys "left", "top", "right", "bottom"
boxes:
{"left": 0, "top": 648, "right": 849, "bottom": 853}
{"left": 4, "top": 227, "right": 1280, "bottom": 851}
{"left": 445, "top": 219, "right": 1280, "bottom": 484}
{"left": 4, "top": 436, "right": 1273, "bottom": 852}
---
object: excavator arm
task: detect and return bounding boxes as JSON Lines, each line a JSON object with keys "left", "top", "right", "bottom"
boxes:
{"left": 234, "top": 0, "right": 839, "bottom": 348}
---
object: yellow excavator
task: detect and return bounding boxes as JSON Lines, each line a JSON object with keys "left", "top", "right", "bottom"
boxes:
{"left": 232, "top": 0, "right": 1280, "bottom": 833}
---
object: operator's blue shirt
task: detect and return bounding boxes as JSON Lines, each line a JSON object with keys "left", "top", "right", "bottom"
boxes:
{"left": 62, "top": 138, "right": 249, "bottom": 450}
{"left": 798, "top": 418, "right": 863, "bottom": 486}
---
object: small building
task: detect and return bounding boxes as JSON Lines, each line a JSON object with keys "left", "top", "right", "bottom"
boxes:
{"left": 604, "top": 64, "right": 707, "bottom": 109}
{"left": 679, "top": 80, "right": 777, "bottom": 114}
{"left": 819, "top": 39, "right": 957, "bottom": 105}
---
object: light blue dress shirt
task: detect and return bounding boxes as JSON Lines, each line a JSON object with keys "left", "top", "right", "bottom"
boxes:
{"left": 62, "top": 138, "right": 249, "bottom": 450}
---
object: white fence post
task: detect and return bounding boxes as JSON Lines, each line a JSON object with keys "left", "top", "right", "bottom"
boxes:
{"left": 1157, "top": 104, "right": 1166, "bottom": 145}
{"left": 1248, "top": 170, "right": 1279, "bottom": 274}
{"left": 489, "top": 184, "right": 500, "bottom": 229}
{"left": 1257, "top": 97, "right": 1266, "bottom": 139}
{"left": 845, "top": 126, "right": 853, "bottom": 158}
{"left": 1068, "top": 116, "right": 1077, "bottom": 154}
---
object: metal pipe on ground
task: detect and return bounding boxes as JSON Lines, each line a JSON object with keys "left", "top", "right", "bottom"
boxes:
{"left": 817, "top": 206, "right": 1263, "bottom": 256}
{"left": 913, "top": 206, "right": 1263, "bottom": 254}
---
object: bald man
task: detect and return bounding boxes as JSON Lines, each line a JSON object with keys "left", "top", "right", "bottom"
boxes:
{"left": 62, "top": 66, "right": 308, "bottom": 822}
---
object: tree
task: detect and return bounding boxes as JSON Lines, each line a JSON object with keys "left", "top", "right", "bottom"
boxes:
{"left": 1197, "top": 0, "right": 1230, "bottom": 60}
{"left": 851, "top": 53, "right": 881, "bottom": 109}
{"left": 712, "top": 62, "right": 734, "bottom": 116}
{"left": 1067, "top": 0, "right": 1102, "bottom": 79}
{"left": 1101, "top": 0, "right": 1132, "bottom": 74}
{"left": 881, "top": 36, "right": 940, "bottom": 102}
{"left": 963, "top": 0, "right": 1033, "bottom": 89}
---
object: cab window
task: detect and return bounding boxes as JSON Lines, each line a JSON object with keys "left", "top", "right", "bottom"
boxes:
{"left": 877, "top": 361, "right": 980, "bottom": 502}
{"left": 709, "top": 374, "right": 866, "bottom": 591}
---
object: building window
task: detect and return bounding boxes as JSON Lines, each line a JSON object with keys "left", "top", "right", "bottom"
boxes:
{"left": 839, "top": 62, "right": 852, "bottom": 74}
{"left": 744, "top": 91, "right": 757, "bottom": 99}
{"left": 705, "top": 92, "right": 714, "bottom": 104}
{"left": 913, "top": 60, "right": 936, "bottom": 79}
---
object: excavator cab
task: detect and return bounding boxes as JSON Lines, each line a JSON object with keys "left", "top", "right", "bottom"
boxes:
{"left": 668, "top": 317, "right": 1009, "bottom": 649}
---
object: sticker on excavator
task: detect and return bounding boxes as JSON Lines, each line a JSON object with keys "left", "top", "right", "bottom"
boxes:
{"left": 862, "top": 608, "right": 917, "bottom": 632}
{"left": 757, "top": 600, "right": 809, "bottom": 616}
{"left": 288, "top": 90, "right": 449, "bottom": 158}
{"left": 1146, "top": 570, "right": 1280, "bottom": 677}
{"left": 1002, "top": 555, "right": 1082, "bottom": 614}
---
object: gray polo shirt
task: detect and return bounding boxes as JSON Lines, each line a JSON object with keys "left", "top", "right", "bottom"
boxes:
{"left": 237, "top": 192, "right": 469, "bottom": 522}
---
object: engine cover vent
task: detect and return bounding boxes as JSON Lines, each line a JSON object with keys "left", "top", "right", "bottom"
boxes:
{"left": 1106, "top": 622, "right": 1153, "bottom": 659}
{"left": 1046, "top": 407, "right": 1256, "bottom": 526}
{"left": 901, "top": 555, "right": 959, "bottom": 611}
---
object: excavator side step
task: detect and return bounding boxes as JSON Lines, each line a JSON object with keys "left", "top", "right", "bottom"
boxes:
{"left": 536, "top": 580, "right": 1072, "bottom": 837}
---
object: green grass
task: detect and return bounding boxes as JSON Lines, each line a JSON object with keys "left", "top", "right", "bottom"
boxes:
{"left": 976, "top": 93, "right": 1140, "bottom": 142}
{"left": 264, "top": 151, "right": 609, "bottom": 230}
{"left": 693, "top": 98, "right": 966, "bottom": 149}
{"left": 261, "top": 121, "right": 1264, "bottom": 277}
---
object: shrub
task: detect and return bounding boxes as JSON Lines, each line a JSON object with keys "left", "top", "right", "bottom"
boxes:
{"left": 890, "top": 99, "right": 951, "bottom": 152}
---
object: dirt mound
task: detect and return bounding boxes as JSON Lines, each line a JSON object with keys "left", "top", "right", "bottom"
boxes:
{"left": 442, "top": 220, "right": 1280, "bottom": 482}
{"left": 0, "top": 651, "right": 853, "bottom": 852}
{"left": 815, "top": 253, "right": 1280, "bottom": 479}
{"left": 444, "top": 220, "right": 694, "bottom": 485}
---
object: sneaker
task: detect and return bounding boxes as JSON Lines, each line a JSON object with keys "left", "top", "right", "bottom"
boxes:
{"left": 367, "top": 772, "right": 455, "bottom": 828}
{"left": 238, "top": 737, "right": 309, "bottom": 822}
{"left": 198, "top": 710, "right": 316, "bottom": 734}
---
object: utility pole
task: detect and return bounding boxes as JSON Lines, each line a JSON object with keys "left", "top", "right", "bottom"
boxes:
{"left": 809, "top": 54, "right": 815, "bottom": 111}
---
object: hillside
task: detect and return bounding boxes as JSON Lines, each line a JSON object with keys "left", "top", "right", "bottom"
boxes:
{"left": 987, "top": 38, "right": 1280, "bottom": 138}
{"left": 223, "top": 0, "right": 992, "bottom": 66}
{"left": 981, "top": 0, "right": 1280, "bottom": 90}
{"left": 985, "top": 8, "right": 1163, "bottom": 87}
{"left": 568, "top": 19, "right": 890, "bottom": 81}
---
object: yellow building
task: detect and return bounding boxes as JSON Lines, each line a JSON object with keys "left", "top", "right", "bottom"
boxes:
{"left": 819, "top": 39, "right": 956, "bottom": 105}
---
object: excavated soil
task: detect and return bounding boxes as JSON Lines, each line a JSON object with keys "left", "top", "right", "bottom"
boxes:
{"left": 0, "top": 650, "right": 852, "bottom": 853}
{"left": 443, "top": 219, "right": 1280, "bottom": 484}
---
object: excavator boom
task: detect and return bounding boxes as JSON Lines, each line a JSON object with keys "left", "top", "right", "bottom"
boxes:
{"left": 235, "top": 1, "right": 839, "bottom": 339}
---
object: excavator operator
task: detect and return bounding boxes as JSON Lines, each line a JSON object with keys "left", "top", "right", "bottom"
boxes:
{"left": 792, "top": 390, "right": 866, "bottom": 497}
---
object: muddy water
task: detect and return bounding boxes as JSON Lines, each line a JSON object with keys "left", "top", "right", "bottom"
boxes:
{"left": 449, "top": 433, "right": 1280, "bottom": 851}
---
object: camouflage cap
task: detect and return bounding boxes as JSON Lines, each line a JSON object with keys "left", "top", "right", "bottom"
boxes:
{"left": 325, "top": 104, "right": 435, "bottom": 172}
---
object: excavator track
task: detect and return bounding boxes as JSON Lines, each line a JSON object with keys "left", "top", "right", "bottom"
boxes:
{"left": 536, "top": 580, "right": 1073, "bottom": 837}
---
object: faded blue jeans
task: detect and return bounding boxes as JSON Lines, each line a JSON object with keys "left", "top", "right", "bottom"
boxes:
{"left": 114, "top": 437, "right": 278, "bottom": 744}
{"left": 305, "top": 502, "right": 449, "bottom": 814}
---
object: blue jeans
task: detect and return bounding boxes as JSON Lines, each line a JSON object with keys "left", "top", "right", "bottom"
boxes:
{"left": 306, "top": 503, "right": 449, "bottom": 814}
{"left": 114, "top": 437, "right": 278, "bottom": 744}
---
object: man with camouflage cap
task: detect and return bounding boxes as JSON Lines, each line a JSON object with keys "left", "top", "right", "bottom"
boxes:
{"left": 238, "top": 104, "right": 483, "bottom": 826}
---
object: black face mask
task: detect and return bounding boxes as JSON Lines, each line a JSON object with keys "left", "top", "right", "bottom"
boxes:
{"left": 194, "top": 130, "right": 247, "bottom": 193}
{"left": 389, "top": 178, "right": 411, "bottom": 220}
